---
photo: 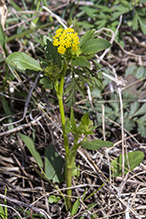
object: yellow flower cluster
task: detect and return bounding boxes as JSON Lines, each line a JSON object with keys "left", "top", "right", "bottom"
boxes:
{"left": 53, "top": 28, "right": 79, "bottom": 54}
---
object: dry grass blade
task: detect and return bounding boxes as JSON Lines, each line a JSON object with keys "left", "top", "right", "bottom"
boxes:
{"left": 0, "top": 194, "right": 51, "bottom": 218}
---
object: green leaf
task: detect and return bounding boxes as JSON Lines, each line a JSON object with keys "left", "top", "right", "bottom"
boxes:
{"left": 48, "top": 195, "right": 61, "bottom": 204}
{"left": 125, "top": 65, "right": 137, "bottom": 75}
{"left": 43, "top": 36, "right": 61, "bottom": 67}
{"left": 70, "top": 107, "right": 76, "bottom": 131}
{"left": 76, "top": 113, "right": 93, "bottom": 136}
{"left": 129, "top": 102, "right": 140, "bottom": 117}
{"left": 9, "top": 0, "right": 21, "bottom": 11}
{"left": 65, "top": 118, "right": 71, "bottom": 133}
{"left": 124, "top": 118, "right": 135, "bottom": 132}
{"left": 111, "top": 151, "right": 144, "bottom": 177}
{"left": 112, "top": 5, "right": 131, "bottom": 19}
{"left": 138, "top": 16, "right": 146, "bottom": 34}
{"left": 82, "top": 139, "right": 113, "bottom": 150}
{"left": 81, "top": 113, "right": 89, "bottom": 126}
{"left": 0, "top": 24, "right": 8, "bottom": 56}
{"left": 79, "top": 203, "right": 98, "bottom": 219}
{"left": 132, "top": 12, "right": 139, "bottom": 30}
{"left": 135, "top": 66, "right": 146, "bottom": 79}
{"left": 71, "top": 197, "right": 80, "bottom": 216}
{"left": 2, "top": 96, "right": 14, "bottom": 130}
{"left": 6, "top": 52, "right": 42, "bottom": 71}
{"left": 18, "top": 133, "right": 43, "bottom": 168}
{"left": 133, "top": 103, "right": 146, "bottom": 117}
{"left": 80, "top": 6, "right": 97, "bottom": 19}
{"left": 77, "top": 21, "right": 94, "bottom": 29}
{"left": 72, "top": 162, "right": 80, "bottom": 178}
{"left": 45, "top": 144, "right": 65, "bottom": 183}
{"left": 81, "top": 38, "right": 111, "bottom": 54}
{"left": 65, "top": 90, "right": 76, "bottom": 107}
{"left": 137, "top": 116, "right": 146, "bottom": 137}
{"left": 72, "top": 56, "right": 90, "bottom": 67}
{"left": 64, "top": 78, "right": 76, "bottom": 107}
{"left": 74, "top": 78, "right": 85, "bottom": 97}
{"left": 80, "top": 29, "right": 95, "bottom": 47}
{"left": 137, "top": 122, "right": 146, "bottom": 137}
{"left": 39, "top": 78, "right": 53, "bottom": 89}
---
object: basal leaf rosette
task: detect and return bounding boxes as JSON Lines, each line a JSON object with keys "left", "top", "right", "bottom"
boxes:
{"left": 53, "top": 28, "right": 80, "bottom": 56}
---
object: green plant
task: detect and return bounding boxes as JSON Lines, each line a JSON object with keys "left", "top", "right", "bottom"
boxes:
{"left": 74, "top": 0, "right": 146, "bottom": 45}
{"left": 83, "top": 65, "right": 146, "bottom": 137}
{"left": 6, "top": 27, "right": 113, "bottom": 211}
{"left": 111, "top": 151, "right": 144, "bottom": 177}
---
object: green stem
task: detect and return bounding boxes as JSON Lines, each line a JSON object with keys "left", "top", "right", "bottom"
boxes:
{"left": 57, "top": 61, "right": 70, "bottom": 157}
{"left": 65, "top": 166, "right": 72, "bottom": 210}
{"left": 55, "top": 60, "right": 72, "bottom": 210}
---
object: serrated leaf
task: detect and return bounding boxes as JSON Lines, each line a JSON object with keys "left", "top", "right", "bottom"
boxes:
{"left": 66, "top": 91, "right": 76, "bottom": 107}
{"left": 112, "top": 5, "right": 131, "bottom": 19}
{"left": 80, "top": 6, "right": 97, "bottom": 19}
{"left": 81, "top": 113, "right": 90, "bottom": 126}
{"left": 138, "top": 123, "right": 146, "bottom": 137}
{"left": 45, "top": 144, "right": 64, "bottom": 183}
{"left": 71, "top": 197, "right": 80, "bottom": 216}
{"left": 129, "top": 102, "right": 140, "bottom": 117}
{"left": 74, "top": 79, "right": 85, "bottom": 97}
{"left": 64, "top": 78, "right": 75, "bottom": 95}
{"left": 77, "top": 21, "right": 94, "bottom": 29}
{"left": 65, "top": 78, "right": 76, "bottom": 106}
{"left": 111, "top": 151, "right": 144, "bottom": 177}
{"left": 95, "top": 4, "right": 113, "bottom": 12}
{"left": 82, "top": 139, "right": 113, "bottom": 150}
{"left": 76, "top": 113, "right": 93, "bottom": 136}
{"left": 137, "top": 121, "right": 146, "bottom": 137}
{"left": 65, "top": 118, "right": 71, "bottom": 133}
{"left": 80, "top": 29, "right": 95, "bottom": 47}
{"left": 81, "top": 38, "right": 111, "bottom": 54}
{"left": 133, "top": 103, "right": 146, "bottom": 117}
{"left": 77, "top": 73, "right": 94, "bottom": 87}
{"left": 70, "top": 107, "right": 76, "bottom": 130}
{"left": 137, "top": 114, "right": 146, "bottom": 124}
{"left": 124, "top": 118, "right": 135, "bottom": 132}
{"left": 18, "top": 133, "right": 43, "bottom": 168}
{"left": 6, "top": 52, "right": 42, "bottom": 71}
{"left": 72, "top": 56, "right": 90, "bottom": 67}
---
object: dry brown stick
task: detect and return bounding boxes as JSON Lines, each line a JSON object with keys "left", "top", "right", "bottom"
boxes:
{"left": 96, "top": 54, "right": 125, "bottom": 178}
{"left": 0, "top": 115, "right": 42, "bottom": 137}
{"left": 12, "top": 154, "right": 32, "bottom": 184}
{"left": 4, "top": 14, "right": 45, "bottom": 31}
{"left": 0, "top": 203, "right": 22, "bottom": 218}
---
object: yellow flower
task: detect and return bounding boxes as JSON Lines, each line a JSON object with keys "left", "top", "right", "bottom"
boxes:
{"left": 58, "top": 45, "right": 66, "bottom": 54}
{"left": 71, "top": 45, "right": 78, "bottom": 52}
{"left": 53, "top": 27, "right": 79, "bottom": 54}
{"left": 53, "top": 39, "right": 59, "bottom": 46}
